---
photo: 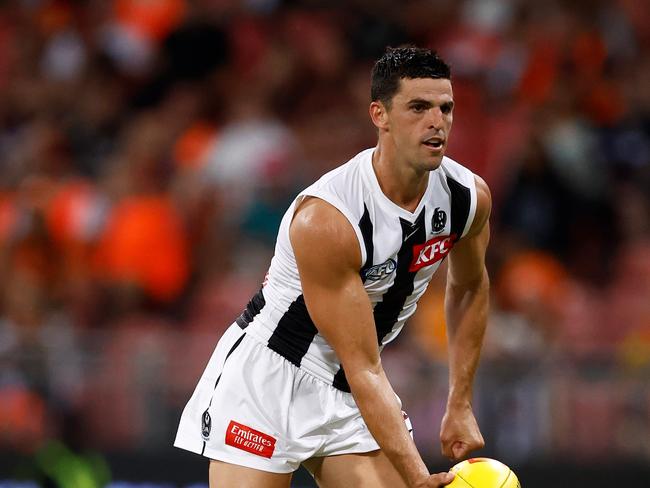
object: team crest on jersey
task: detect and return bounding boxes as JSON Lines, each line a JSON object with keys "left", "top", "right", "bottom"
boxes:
{"left": 363, "top": 258, "right": 396, "bottom": 281}
{"left": 432, "top": 207, "right": 447, "bottom": 234}
{"left": 201, "top": 410, "right": 212, "bottom": 440}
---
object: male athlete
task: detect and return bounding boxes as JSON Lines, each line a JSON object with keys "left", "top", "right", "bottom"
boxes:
{"left": 175, "top": 46, "right": 490, "bottom": 488}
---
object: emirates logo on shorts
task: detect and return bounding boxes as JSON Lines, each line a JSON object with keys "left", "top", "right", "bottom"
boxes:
{"left": 225, "top": 420, "right": 276, "bottom": 458}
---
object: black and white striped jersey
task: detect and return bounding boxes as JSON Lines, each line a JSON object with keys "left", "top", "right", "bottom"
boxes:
{"left": 237, "top": 148, "right": 478, "bottom": 392}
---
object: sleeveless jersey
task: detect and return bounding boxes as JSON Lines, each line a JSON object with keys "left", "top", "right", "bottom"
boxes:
{"left": 236, "top": 148, "right": 478, "bottom": 392}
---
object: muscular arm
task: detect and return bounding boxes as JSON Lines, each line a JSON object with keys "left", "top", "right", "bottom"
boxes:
{"left": 440, "top": 175, "right": 491, "bottom": 460}
{"left": 291, "top": 198, "right": 450, "bottom": 488}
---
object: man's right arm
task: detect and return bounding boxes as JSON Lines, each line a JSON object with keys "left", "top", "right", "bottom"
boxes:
{"left": 290, "top": 197, "right": 453, "bottom": 488}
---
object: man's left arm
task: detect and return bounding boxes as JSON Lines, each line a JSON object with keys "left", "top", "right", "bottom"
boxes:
{"left": 440, "top": 175, "right": 491, "bottom": 461}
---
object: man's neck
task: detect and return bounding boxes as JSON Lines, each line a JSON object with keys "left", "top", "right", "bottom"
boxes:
{"left": 372, "top": 144, "right": 429, "bottom": 213}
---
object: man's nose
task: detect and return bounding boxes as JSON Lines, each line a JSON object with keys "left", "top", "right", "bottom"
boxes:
{"left": 427, "top": 108, "right": 444, "bottom": 129}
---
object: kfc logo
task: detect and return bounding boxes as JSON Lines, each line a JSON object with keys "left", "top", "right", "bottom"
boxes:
{"left": 409, "top": 235, "right": 456, "bottom": 272}
{"left": 225, "top": 421, "right": 276, "bottom": 458}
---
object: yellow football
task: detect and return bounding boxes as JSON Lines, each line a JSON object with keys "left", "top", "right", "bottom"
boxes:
{"left": 446, "top": 458, "right": 520, "bottom": 488}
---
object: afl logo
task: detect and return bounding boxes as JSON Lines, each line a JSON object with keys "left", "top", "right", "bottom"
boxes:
{"left": 363, "top": 258, "right": 396, "bottom": 281}
{"left": 201, "top": 410, "right": 212, "bottom": 440}
{"left": 432, "top": 207, "right": 447, "bottom": 233}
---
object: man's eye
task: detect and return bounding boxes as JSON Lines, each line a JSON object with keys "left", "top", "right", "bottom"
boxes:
{"left": 411, "top": 105, "right": 425, "bottom": 112}
{"left": 441, "top": 104, "right": 453, "bottom": 114}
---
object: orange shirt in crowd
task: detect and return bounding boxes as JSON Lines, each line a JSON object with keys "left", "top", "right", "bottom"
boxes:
{"left": 95, "top": 195, "right": 189, "bottom": 302}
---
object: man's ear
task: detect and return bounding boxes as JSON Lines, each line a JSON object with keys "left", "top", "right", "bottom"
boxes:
{"left": 369, "top": 101, "right": 389, "bottom": 131}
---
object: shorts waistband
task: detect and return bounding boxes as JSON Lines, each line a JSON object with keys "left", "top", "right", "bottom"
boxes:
{"left": 242, "top": 327, "right": 349, "bottom": 392}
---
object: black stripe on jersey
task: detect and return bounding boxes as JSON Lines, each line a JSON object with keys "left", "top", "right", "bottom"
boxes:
{"left": 201, "top": 332, "right": 246, "bottom": 456}
{"left": 268, "top": 294, "right": 318, "bottom": 367}
{"left": 332, "top": 366, "right": 351, "bottom": 393}
{"left": 358, "top": 204, "right": 374, "bottom": 282}
{"left": 447, "top": 176, "right": 471, "bottom": 241}
{"left": 372, "top": 208, "right": 427, "bottom": 344}
{"left": 236, "top": 288, "right": 266, "bottom": 329}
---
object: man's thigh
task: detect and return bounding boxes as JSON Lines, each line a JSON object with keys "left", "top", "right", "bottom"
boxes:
{"left": 303, "top": 450, "right": 407, "bottom": 488}
{"left": 209, "top": 460, "right": 292, "bottom": 488}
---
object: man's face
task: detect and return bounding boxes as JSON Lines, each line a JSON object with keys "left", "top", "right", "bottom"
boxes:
{"left": 382, "top": 77, "right": 454, "bottom": 171}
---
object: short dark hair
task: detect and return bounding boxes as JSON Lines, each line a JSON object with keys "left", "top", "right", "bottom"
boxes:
{"left": 371, "top": 46, "right": 451, "bottom": 107}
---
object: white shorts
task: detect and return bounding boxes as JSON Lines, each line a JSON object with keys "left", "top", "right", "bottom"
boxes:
{"left": 174, "top": 323, "right": 413, "bottom": 473}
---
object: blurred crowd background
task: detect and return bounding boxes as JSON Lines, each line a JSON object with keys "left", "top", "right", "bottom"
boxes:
{"left": 1, "top": 0, "right": 649, "bottom": 485}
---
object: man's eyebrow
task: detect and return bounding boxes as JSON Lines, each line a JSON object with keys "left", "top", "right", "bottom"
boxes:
{"left": 406, "top": 98, "right": 455, "bottom": 107}
{"left": 407, "top": 98, "right": 432, "bottom": 106}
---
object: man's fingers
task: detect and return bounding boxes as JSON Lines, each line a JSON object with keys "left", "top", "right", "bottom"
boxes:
{"left": 440, "top": 439, "right": 464, "bottom": 460}
{"left": 443, "top": 439, "right": 484, "bottom": 461}
{"left": 464, "top": 436, "right": 485, "bottom": 453}
{"left": 452, "top": 441, "right": 467, "bottom": 460}
{"left": 440, "top": 441, "right": 453, "bottom": 459}
{"left": 428, "top": 471, "right": 455, "bottom": 486}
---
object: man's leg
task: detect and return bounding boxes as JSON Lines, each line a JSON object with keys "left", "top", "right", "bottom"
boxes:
{"left": 303, "top": 450, "right": 408, "bottom": 488}
{"left": 209, "top": 460, "right": 292, "bottom": 488}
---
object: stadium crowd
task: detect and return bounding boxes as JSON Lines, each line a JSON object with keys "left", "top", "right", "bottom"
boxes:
{"left": 0, "top": 0, "right": 649, "bottom": 470}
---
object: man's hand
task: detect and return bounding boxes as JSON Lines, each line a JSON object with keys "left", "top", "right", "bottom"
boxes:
{"left": 414, "top": 472, "right": 455, "bottom": 487}
{"left": 440, "top": 402, "right": 484, "bottom": 461}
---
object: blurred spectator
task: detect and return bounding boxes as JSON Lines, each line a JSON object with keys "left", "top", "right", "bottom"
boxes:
{"left": 94, "top": 194, "right": 189, "bottom": 304}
